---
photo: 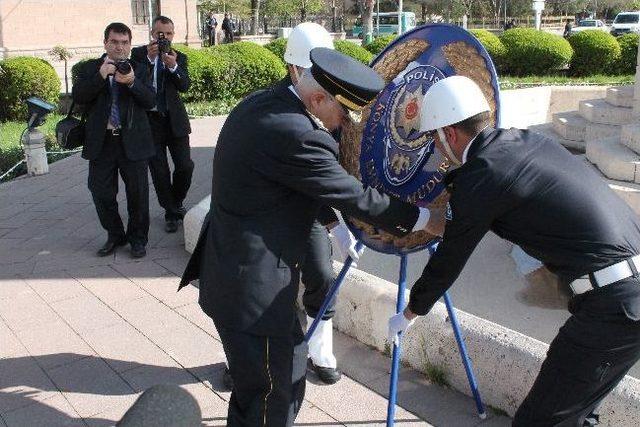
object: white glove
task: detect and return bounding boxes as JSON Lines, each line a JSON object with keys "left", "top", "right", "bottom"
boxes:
{"left": 388, "top": 308, "right": 416, "bottom": 347}
{"left": 331, "top": 221, "right": 364, "bottom": 263}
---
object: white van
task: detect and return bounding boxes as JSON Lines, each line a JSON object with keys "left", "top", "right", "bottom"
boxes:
{"left": 610, "top": 11, "right": 640, "bottom": 36}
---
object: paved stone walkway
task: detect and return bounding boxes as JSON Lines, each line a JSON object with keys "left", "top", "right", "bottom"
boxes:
{"left": 0, "top": 118, "right": 509, "bottom": 426}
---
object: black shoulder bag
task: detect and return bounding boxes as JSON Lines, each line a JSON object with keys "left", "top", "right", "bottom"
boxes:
{"left": 55, "top": 101, "right": 86, "bottom": 150}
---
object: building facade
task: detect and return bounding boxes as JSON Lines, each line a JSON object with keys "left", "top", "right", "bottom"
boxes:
{"left": 0, "top": 0, "right": 201, "bottom": 60}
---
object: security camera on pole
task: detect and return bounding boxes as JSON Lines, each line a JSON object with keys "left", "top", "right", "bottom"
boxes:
{"left": 533, "top": 0, "right": 545, "bottom": 30}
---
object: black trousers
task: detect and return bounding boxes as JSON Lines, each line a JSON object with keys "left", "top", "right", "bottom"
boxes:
{"left": 88, "top": 135, "right": 149, "bottom": 245}
{"left": 513, "top": 278, "right": 640, "bottom": 426}
{"left": 301, "top": 221, "right": 338, "bottom": 320}
{"left": 217, "top": 320, "right": 308, "bottom": 427}
{"left": 147, "top": 113, "right": 194, "bottom": 220}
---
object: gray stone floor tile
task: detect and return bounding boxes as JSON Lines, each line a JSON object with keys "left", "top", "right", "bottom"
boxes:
{"left": 50, "top": 294, "right": 123, "bottom": 334}
{"left": 82, "top": 393, "right": 141, "bottom": 427}
{"left": 304, "top": 376, "right": 421, "bottom": 426}
{"left": 47, "top": 356, "right": 135, "bottom": 418}
{"left": 1, "top": 393, "right": 84, "bottom": 427}
{"left": 295, "top": 401, "right": 344, "bottom": 425}
{"left": 333, "top": 331, "right": 393, "bottom": 385}
{"left": 367, "top": 367, "right": 493, "bottom": 427}
{"left": 0, "top": 277, "right": 30, "bottom": 302}
{"left": 0, "top": 353, "right": 59, "bottom": 414}
{"left": 175, "top": 302, "right": 220, "bottom": 340}
{"left": 0, "top": 288, "right": 59, "bottom": 331}
{"left": 73, "top": 267, "right": 147, "bottom": 306}
{"left": 120, "top": 363, "right": 199, "bottom": 393}
{"left": 0, "top": 320, "right": 28, "bottom": 359}
{"left": 80, "top": 323, "right": 177, "bottom": 373}
{"left": 153, "top": 252, "right": 192, "bottom": 276}
{"left": 23, "top": 273, "right": 90, "bottom": 304}
{"left": 12, "top": 319, "right": 96, "bottom": 369}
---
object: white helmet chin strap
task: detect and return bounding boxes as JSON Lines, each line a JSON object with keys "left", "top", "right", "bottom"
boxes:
{"left": 437, "top": 128, "right": 462, "bottom": 166}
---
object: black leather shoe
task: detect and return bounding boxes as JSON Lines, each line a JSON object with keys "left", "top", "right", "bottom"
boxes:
{"left": 165, "top": 219, "right": 179, "bottom": 233}
{"left": 309, "top": 359, "right": 341, "bottom": 385}
{"left": 222, "top": 366, "right": 234, "bottom": 390}
{"left": 130, "top": 243, "right": 147, "bottom": 258}
{"left": 96, "top": 237, "right": 126, "bottom": 257}
{"left": 177, "top": 205, "right": 187, "bottom": 218}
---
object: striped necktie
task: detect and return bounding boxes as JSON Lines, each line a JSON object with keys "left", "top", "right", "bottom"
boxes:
{"left": 109, "top": 79, "right": 120, "bottom": 129}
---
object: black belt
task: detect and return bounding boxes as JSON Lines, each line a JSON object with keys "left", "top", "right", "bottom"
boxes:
{"left": 106, "top": 128, "right": 122, "bottom": 137}
{"left": 148, "top": 111, "right": 167, "bottom": 118}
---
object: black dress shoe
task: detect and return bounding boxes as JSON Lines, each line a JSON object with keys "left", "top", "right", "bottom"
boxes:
{"left": 222, "top": 366, "right": 234, "bottom": 390}
{"left": 130, "top": 243, "right": 147, "bottom": 258}
{"left": 165, "top": 219, "right": 179, "bottom": 233}
{"left": 177, "top": 205, "right": 187, "bottom": 218}
{"left": 309, "top": 359, "right": 342, "bottom": 384}
{"left": 96, "top": 237, "right": 126, "bottom": 257}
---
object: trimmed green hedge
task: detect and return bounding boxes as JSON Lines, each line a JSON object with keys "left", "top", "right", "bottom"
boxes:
{"left": 500, "top": 28, "right": 573, "bottom": 76}
{"left": 0, "top": 57, "right": 60, "bottom": 122}
{"left": 334, "top": 40, "right": 373, "bottom": 64}
{"left": 263, "top": 38, "right": 288, "bottom": 64}
{"left": 568, "top": 30, "right": 621, "bottom": 76}
{"left": 469, "top": 29, "right": 506, "bottom": 73}
{"left": 616, "top": 33, "right": 639, "bottom": 75}
{"left": 364, "top": 35, "right": 396, "bottom": 55}
{"left": 210, "top": 42, "right": 286, "bottom": 99}
{"left": 181, "top": 46, "right": 235, "bottom": 102}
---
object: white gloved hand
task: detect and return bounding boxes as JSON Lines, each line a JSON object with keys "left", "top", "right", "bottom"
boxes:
{"left": 331, "top": 221, "right": 364, "bottom": 263}
{"left": 388, "top": 308, "right": 416, "bottom": 347}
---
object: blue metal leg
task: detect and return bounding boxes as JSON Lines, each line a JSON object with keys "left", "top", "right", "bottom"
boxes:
{"left": 386, "top": 255, "right": 408, "bottom": 427}
{"left": 443, "top": 292, "right": 487, "bottom": 419}
{"left": 305, "top": 241, "right": 363, "bottom": 342}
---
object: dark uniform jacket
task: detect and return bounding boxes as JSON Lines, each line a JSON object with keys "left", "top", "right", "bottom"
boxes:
{"left": 72, "top": 55, "right": 155, "bottom": 161}
{"left": 409, "top": 127, "right": 640, "bottom": 315}
{"left": 130, "top": 46, "right": 191, "bottom": 137}
{"left": 180, "top": 80, "right": 419, "bottom": 336}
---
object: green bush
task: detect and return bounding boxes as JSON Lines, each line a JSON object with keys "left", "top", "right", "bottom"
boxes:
{"left": 263, "top": 38, "right": 288, "bottom": 65}
{"left": 568, "top": 30, "right": 621, "bottom": 76}
{"left": 616, "top": 33, "right": 639, "bottom": 75}
{"left": 71, "top": 58, "right": 92, "bottom": 86}
{"left": 181, "top": 47, "right": 235, "bottom": 102}
{"left": 334, "top": 40, "right": 373, "bottom": 64}
{"left": 364, "top": 35, "right": 396, "bottom": 55}
{"left": 469, "top": 29, "right": 506, "bottom": 73}
{"left": 500, "top": 28, "right": 573, "bottom": 76}
{"left": 0, "top": 57, "right": 60, "bottom": 122}
{"left": 208, "top": 42, "right": 286, "bottom": 99}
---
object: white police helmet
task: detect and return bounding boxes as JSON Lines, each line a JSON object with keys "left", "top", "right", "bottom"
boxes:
{"left": 419, "top": 75, "right": 490, "bottom": 132}
{"left": 284, "top": 22, "right": 334, "bottom": 69}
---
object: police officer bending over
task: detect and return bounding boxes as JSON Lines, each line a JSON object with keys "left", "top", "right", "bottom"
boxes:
{"left": 388, "top": 76, "right": 640, "bottom": 426}
{"left": 180, "top": 48, "right": 436, "bottom": 426}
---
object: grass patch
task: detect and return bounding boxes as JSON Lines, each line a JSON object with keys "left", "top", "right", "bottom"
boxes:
{"left": 423, "top": 361, "right": 449, "bottom": 387}
{"left": 499, "top": 74, "right": 634, "bottom": 89}
{"left": 185, "top": 99, "right": 239, "bottom": 118}
{"left": 489, "top": 405, "right": 509, "bottom": 417}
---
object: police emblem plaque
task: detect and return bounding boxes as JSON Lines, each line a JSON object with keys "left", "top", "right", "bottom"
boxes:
{"left": 340, "top": 24, "right": 500, "bottom": 254}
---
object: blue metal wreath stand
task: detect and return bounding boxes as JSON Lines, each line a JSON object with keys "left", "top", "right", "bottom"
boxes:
{"left": 304, "top": 241, "right": 487, "bottom": 425}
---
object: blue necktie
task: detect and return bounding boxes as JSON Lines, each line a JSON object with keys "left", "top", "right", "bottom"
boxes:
{"left": 156, "top": 58, "right": 167, "bottom": 113}
{"left": 109, "top": 79, "right": 120, "bottom": 128}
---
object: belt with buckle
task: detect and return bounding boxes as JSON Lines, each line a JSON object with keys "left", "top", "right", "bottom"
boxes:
{"left": 570, "top": 255, "right": 640, "bottom": 295}
{"left": 106, "top": 128, "right": 121, "bottom": 137}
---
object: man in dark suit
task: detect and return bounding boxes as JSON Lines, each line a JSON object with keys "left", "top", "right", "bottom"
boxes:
{"left": 131, "top": 16, "right": 193, "bottom": 233}
{"left": 73, "top": 22, "right": 155, "bottom": 258}
{"left": 179, "top": 48, "right": 434, "bottom": 426}
{"left": 222, "top": 13, "right": 234, "bottom": 43}
{"left": 388, "top": 76, "right": 640, "bottom": 426}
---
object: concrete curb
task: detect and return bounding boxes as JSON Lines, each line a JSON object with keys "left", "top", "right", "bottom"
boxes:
{"left": 184, "top": 198, "right": 640, "bottom": 424}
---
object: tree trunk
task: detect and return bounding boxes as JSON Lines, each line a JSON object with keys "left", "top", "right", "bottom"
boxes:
{"left": 421, "top": 4, "right": 427, "bottom": 23}
{"left": 251, "top": 0, "right": 260, "bottom": 35}
{"left": 362, "top": 0, "right": 374, "bottom": 45}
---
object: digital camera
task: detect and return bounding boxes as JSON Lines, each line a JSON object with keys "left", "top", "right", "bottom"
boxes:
{"left": 115, "top": 59, "right": 132, "bottom": 74}
{"left": 157, "top": 32, "right": 171, "bottom": 55}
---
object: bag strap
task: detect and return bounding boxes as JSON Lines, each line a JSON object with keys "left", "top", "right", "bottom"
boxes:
{"left": 66, "top": 101, "right": 75, "bottom": 118}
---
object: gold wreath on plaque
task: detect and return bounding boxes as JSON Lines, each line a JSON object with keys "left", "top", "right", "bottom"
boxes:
{"left": 339, "top": 32, "right": 499, "bottom": 251}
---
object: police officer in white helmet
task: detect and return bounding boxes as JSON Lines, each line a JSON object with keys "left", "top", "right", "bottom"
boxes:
{"left": 388, "top": 75, "right": 640, "bottom": 426}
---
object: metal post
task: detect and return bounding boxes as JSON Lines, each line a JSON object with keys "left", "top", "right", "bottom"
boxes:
{"left": 376, "top": 0, "right": 380, "bottom": 36}
{"left": 397, "top": 0, "right": 403, "bottom": 35}
{"left": 305, "top": 242, "right": 364, "bottom": 341}
{"left": 443, "top": 292, "right": 487, "bottom": 419}
{"left": 386, "top": 254, "right": 408, "bottom": 427}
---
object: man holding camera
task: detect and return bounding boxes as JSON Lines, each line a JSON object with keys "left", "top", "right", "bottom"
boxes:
{"left": 73, "top": 22, "right": 155, "bottom": 258}
{"left": 132, "top": 16, "right": 193, "bottom": 233}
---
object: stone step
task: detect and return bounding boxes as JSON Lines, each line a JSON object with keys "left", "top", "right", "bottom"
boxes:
{"left": 527, "top": 122, "right": 585, "bottom": 152}
{"left": 580, "top": 155, "right": 640, "bottom": 216}
{"left": 586, "top": 137, "right": 640, "bottom": 183}
{"left": 606, "top": 85, "right": 635, "bottom": 108}
{"left": 584, "top": 122, "right": 622, "bottom": 142}
{"left": 552, "top": 111, "right": 587, "bottom": 141}
{"left": 621, "top": 123, "right": 640, "bottom": 154}
{"left": 579, "top": 98, "right": 634, "bottom": 125}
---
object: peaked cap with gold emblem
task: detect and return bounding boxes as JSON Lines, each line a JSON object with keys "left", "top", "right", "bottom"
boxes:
{"left": 309, "top": 47, "right": 384, "bottom": 111}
